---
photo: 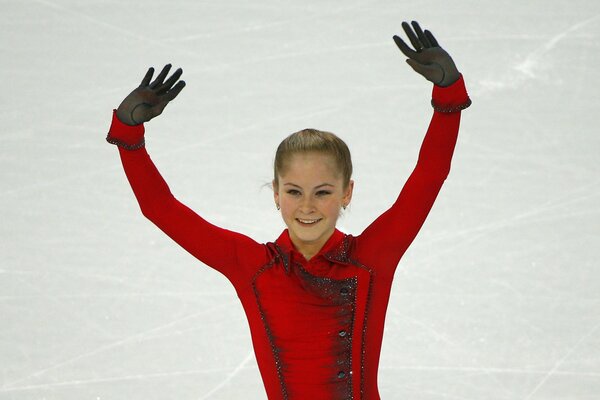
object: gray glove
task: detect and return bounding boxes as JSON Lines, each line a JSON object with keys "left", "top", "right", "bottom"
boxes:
{"left": 393, "top": 21, "right": 460, "bottom": 87}
{"left": 116, "top": 64, "right": 186, "bottom": 126}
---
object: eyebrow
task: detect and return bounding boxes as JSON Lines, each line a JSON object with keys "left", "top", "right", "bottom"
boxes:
{"left": 284, "top": 183, "right": 335, "bottom": 189}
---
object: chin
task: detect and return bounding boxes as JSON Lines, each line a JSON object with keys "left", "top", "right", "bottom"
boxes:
{"left": 293, "top": 223, "right": 332, "bottom": 240}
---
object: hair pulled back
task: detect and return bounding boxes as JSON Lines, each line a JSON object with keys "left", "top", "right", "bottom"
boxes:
{"left": 274, "top": 128, "right": 352, "bottom": 190}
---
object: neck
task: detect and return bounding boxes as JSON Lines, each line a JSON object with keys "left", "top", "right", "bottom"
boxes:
{"left": 289, "top": 228, "right": 335, "bottom": 262}
{"left": 301, "top": 249, "right": 317, "bottom": 261}
{"left": 293, "top": 241, "right": 321, "bottom": 262}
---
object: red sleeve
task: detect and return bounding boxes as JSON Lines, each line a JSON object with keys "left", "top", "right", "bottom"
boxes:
{"left": 353, "top": 75, "right": 470, "bottom": 274}
{"left": 107, "top": 111, "right": 269, "bottom": 284}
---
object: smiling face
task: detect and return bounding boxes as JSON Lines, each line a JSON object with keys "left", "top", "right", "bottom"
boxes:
{"left": 273, "top": 151, "right": 353, "bottom": 260}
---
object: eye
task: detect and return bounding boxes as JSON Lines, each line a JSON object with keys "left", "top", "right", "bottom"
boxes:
{"left": 286, "top": 189, "right": 301, "bottom": 196}
{"left": 316, "top": 190, "right": 332, "bottom": 196}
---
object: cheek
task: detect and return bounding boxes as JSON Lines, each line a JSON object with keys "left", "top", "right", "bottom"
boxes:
{"left": 322, "top": 198, "right": 342, "bottom": 215}
{"left": 279, "top": 198, "right": 296, "bottom": 217}
{"left": 279, "top": 195, "right": 293, "bottom": 207}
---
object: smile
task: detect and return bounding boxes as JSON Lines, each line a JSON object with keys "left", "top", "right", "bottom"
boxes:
{"left": 296, "top": 218, "right": 322, "bottom": 225}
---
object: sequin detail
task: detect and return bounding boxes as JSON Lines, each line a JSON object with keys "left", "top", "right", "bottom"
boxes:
{"left": 251, "top": 256, "right": 289, "bottom": 399}
{"left": 346, "top": 257, "right": 374, "bottom": 400}
{"left": 105, "top": 134, "right": 145, "bottom": 150}
{"left": 431, "top": 97, "right": 472, "bottom": 113}
{"left": 324, "top": 235, "right": 375, "bottom": 400}
{"left": 295, "top": 262, "right": 357, "bottom": 304}
{"left": 294, "top": 262, "right": 357, "bottom": 399}
{"left": 323, "top": 234, "right": 352, "bottom": 264}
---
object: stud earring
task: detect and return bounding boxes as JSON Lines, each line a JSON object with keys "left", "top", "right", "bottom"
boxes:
{"left": 276, "top": 204, "right": 280, "bottom": 210}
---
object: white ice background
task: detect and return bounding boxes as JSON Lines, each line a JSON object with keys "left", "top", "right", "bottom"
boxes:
{"left": 1, "top": 0, "right": 599, "bottom": 399}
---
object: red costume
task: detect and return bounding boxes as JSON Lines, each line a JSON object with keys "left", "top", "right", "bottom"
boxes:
{"left": 107, "top": 76, "right": 470, "bottom": 400}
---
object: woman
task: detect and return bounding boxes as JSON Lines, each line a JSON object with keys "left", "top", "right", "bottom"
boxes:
{"left": 106, "top": 20, "right": 471, "bottom": 400}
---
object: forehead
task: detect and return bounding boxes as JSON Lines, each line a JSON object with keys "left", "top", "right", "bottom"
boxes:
{"left": 279, "top": 152, "right": 342, "bottom": 182}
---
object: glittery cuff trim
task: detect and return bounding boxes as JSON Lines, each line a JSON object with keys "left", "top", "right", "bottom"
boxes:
{"left": 105, "top": 134, "right": 145, "bottom": 150}
{"left": 431, "top": 97, "right": 472, "bottom": 113}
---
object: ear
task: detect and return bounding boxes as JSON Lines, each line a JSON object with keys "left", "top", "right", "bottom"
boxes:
{"left": 343, "top": 180, "right": 354, "bottom": 204}
{"left": 272, "top": 179, "right": 279, "bottom": 203}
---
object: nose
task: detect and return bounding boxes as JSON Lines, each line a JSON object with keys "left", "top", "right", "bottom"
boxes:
{"left": 299, "top": 195, "right": 315, "bottom": 213}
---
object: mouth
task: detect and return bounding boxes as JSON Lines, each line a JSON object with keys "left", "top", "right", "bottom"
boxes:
{"left": 296, "top": 218, "right": 322, "bottom": 226}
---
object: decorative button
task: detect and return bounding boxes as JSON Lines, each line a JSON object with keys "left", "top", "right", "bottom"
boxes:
{"left": 340, "top": 287, "right": 349, "bottom": 295}
{"left": 337, "top": 371, "right": 346, "bottom": 379}
{"left": 339, "top": 330, "right": 347, "bottom": 337}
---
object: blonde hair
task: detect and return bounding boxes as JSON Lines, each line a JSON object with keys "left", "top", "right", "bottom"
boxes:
{"left": 274, "top": 128, "right": 352, "bottom": 190}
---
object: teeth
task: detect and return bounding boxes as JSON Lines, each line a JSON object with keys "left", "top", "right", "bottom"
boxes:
{"left": 298, "top": 218, "right": 320, "bottom": 224}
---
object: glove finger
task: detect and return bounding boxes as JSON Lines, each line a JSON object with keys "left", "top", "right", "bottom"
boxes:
{"left": 401, "top": 21, "right": 423, "bottom": 51}
{"left": 157, "top": 68, "right": 183, "bottom": 95}
{"left": 406, "top": 59, "right": 443, "bottom": 83}
{"left": 411, "top": 21, "right": 431, "bottom": 48}
{"left": 424, "top": 30, "right": 439, "bottom": 47}
{"left": 150, "top": 64, "right": 172, "bottom": 89}
{"left": 393, "top": 35, "right": 418, "bottom": 58}
{"left": 140, "top": 67, "right": 154, "bottom": 87}
{"left": 163, "top": 80, "right": 186, "bottom": 102}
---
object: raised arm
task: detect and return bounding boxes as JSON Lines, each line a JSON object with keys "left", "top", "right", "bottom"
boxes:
{"left": 106, "top": 65, "right": 268, "bottom": 283}
{"left": 354, "top": 21, "right": 471, "bottom": 273}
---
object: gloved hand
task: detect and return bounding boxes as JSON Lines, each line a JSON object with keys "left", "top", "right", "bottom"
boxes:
{"left": 116, "top": 64, "right": 186, "bottom": 126}
{"left": 393, "top": 21, "right": 460, "bottom": 87}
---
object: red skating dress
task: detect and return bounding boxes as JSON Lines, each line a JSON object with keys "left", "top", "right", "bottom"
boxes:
{"left": 107, "top": 76, "right": 470, "bottom": 400}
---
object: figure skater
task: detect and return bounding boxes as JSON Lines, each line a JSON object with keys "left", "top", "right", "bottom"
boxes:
{"left": 106, "top": 20, "right": 471, "bottom": 400}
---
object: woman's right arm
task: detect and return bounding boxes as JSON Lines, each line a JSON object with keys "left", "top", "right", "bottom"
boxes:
{"left": 107, "top": 66, "right": 268, "bottom": 282}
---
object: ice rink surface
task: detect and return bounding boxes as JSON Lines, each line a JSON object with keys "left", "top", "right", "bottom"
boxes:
{"left": 1, "top": 1, "right": 599, "bottom": 399}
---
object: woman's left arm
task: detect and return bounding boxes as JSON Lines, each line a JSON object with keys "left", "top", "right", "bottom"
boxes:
{"left": 354, "top": 21, "right": 471, "bottom": 272}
